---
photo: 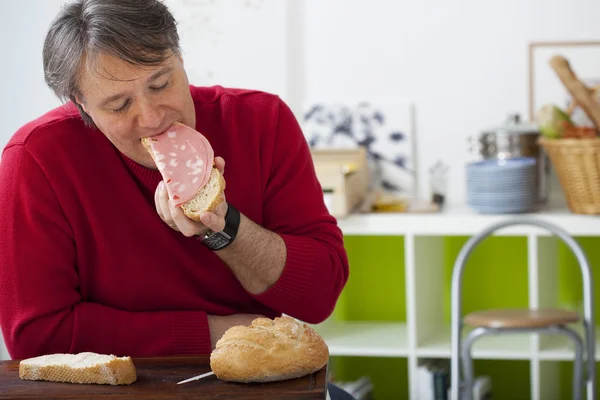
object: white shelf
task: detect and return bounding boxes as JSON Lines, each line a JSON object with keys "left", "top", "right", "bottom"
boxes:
{"left": 416, "top": 328, "right": 533, "bottom": 360}
{"left": 538, "top": 328, "right": 600, "bottom": 361}
{"left": 337, "top": 203, "right": 600, "bottom": 236}
{"left": 311, "top": 321, "right": 409, "bottom": 357}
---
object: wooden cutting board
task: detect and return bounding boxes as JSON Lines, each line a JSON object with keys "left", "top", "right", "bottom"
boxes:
{"left": 0, "top": 355, "right": 328, "bottom": 399}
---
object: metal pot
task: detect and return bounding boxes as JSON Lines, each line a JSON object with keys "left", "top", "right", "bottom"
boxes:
{"left": 468, "top": 114, "right": 549, "bottom": 204}
{"left": 469, "top": 114, "right": 540, "bottom": 159}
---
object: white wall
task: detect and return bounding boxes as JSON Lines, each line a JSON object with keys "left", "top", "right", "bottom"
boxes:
{"left": 1, "top": 0, "right": 599, "bottom": 359}
{"left": 165, "top": 0, "right": 288, "bottom": 100}
{"left": 0, "top": 0, "right": 68, "bottom": 361}
{"left": 302, "top": 0, "right": 600, "bottom": 202}
{"left": 1, "top": 1, "right": 65, "bottom": 150}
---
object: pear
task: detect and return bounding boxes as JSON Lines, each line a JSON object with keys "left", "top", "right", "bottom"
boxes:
{"left": 535, "top": 104, "right": 573, "bottom": 138}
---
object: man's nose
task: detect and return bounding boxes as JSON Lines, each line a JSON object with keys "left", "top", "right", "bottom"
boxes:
{"left": 137, "top": 99, "right": 164, "bottom": 129}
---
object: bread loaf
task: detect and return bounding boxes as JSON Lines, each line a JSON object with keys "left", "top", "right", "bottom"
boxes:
{"left": 210, "top": 316, "right": 329, "bottom": 383}
{"left": 19, "top": 352, "right": 137, "bottom": 385}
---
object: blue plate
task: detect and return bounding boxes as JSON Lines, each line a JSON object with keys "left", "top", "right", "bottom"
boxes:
{"left": 469, "top": 203, "right": 538, "bottom": 214}
{"left": 466, "top": 157, "right": 537, "bottom": 171}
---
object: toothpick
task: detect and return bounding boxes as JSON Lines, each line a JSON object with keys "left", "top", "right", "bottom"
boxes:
{"left": 177, "top": 371, "right": 215, "bottom": 385}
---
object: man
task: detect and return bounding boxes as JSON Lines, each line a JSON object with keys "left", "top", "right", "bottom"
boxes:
{"left": 0, "top": 0, "right": 351, "bottom": 397}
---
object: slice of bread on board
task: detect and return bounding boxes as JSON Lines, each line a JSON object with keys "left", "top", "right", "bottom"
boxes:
{"left": 19, "top": 352, "right": 137, "bottom": 385}
{"left": 210, "top": 316, "right": 329, "bottom": 383}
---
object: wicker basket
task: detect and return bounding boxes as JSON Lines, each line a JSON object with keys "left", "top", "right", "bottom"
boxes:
{"left": 538, "top": 136, "right": 600, "bottom": 214}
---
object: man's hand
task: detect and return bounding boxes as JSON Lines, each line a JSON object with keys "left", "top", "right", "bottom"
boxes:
{"left": 155, "top": 156, "right": 228, "bottom": 237}
{"left": 206, "top": 313, "right": 265, "bottom": 350}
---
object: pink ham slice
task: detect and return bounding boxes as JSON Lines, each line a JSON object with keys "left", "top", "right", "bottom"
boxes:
{"left": 146, "top": 122, "right": 214, "bottom": 207}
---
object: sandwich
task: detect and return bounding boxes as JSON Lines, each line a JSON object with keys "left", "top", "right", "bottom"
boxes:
{"left": 141, "top": 122, "right": 225, "bottom": 221}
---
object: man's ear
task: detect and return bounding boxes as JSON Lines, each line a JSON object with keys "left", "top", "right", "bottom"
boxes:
{"left": 74, "top": 95, "right": 89, "bottom": 113}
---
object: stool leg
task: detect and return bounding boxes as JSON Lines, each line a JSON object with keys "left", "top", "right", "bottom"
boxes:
{"left": 461, "top": 327, "right": 489, "bottom": 400}
{"left": 555, "top": 326, "right": 584, "bottom": 400}
{"left": 460, "top": 344, "right": 474, "bottom": 400}
{"left": 584, "top": 321, "right": 596, "bottom": 400}
{"left": 572, "top": 336, "right": 583, "bottom": 400}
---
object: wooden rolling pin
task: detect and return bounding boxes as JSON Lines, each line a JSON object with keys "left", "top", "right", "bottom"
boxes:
{"left": 549, "top": 55, "right": 600, "bottom": 130}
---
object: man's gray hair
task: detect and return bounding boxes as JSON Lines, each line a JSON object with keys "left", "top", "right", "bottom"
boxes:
{"left": 43, "top": 0, "right": 181, "bottom": 127}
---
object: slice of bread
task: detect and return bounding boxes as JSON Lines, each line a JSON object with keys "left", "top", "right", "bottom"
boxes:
{"left": 141, "top": 137, "right": 226, "bottom": 222}
{"left": 180, "top": 167, "right": 226, "bottom": 221}
{"left": 19, "top": 352, "right": 137, "bottom": 385}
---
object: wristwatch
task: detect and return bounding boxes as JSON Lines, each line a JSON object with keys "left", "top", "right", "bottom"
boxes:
{"left": 196, "top": 203, "right": 240, "bottom": 251}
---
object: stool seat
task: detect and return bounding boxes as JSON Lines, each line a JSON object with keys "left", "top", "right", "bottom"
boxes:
{"left": 464, "top": 308, "right": 580, "bottom": 329}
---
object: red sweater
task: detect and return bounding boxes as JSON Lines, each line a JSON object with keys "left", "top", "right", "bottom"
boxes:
{"left": 0, "top": 86, "right": 349, "bottom": 359}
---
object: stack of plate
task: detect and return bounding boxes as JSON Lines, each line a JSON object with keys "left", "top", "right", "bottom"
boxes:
{"left": 467, "top": 157, "right": 538, "bottom": 214}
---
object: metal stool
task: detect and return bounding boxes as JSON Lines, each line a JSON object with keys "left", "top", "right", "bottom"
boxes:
{"left": 450, "top": 219, "right": 596, "bottom": 400}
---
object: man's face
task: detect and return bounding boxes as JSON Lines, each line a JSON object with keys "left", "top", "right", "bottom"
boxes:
{"left": 77, "top": 52, "right": 196, "bottom": 169}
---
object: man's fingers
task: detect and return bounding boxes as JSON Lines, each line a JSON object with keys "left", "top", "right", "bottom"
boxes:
{"left": 200, "top": 211, "right": 226, "bottom": 233}
{"left": 154, "top": 182, "right": 165, "bottom": 221}
{"left": 169, "top": 202, "right": 206, "bottom": 237}
{"left": 155, "top": 179, "right": 227, "bottom": 237}
{"left": 217, "top": 198, "right": 228, "bottom": 216}
{"left": 214, "top": 157, "right": 225, "bottom": 175}
{"left": 157, "top": 182, "right": 178, "bottom": 230}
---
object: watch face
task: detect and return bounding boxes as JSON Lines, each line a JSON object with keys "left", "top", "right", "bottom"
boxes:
{"left": 198, "top": 203, "right": 239, "bottom": 251}
{"left": 203, "top": 231, "right": 231, "bottom": 250}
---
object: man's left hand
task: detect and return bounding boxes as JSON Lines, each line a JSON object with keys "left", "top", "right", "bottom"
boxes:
{"left": 155, "top": 156, "right": 228, "bottom": 237}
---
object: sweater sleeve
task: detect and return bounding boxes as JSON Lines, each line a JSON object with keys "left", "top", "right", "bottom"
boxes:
{"left": 251, "top": 99, "right": 350, "bottom": 324}
{"left": 0, "top": 145, "right": 211, "bottom": 359}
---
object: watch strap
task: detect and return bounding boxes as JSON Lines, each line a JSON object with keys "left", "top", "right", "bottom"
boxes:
{"left": 197, "top": 203, "right": 240, "bottom": 250}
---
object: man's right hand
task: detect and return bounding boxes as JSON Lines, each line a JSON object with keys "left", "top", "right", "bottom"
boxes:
{"left": 207, "top": 313, "right": 265, "bottom": 350}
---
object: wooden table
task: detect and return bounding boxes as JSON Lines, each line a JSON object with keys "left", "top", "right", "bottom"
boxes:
{"left": 0, "top": 355, "right": 328, "bottom": 399}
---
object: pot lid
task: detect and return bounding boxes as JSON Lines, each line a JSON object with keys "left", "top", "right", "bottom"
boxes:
{"left": 483, "top": 113, "right": 539, "bottom": 135}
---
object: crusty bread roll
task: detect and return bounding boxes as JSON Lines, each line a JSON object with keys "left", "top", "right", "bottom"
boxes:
{"left": 19, "top": 352, "right": 137, "bottom": 385}
{"left": 210, "top": 316, "right": 329, "bottom": 383}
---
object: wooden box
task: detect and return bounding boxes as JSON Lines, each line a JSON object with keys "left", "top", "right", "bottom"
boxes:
{"left": 311, "top": 147, "right": 369, "bottom": 218}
